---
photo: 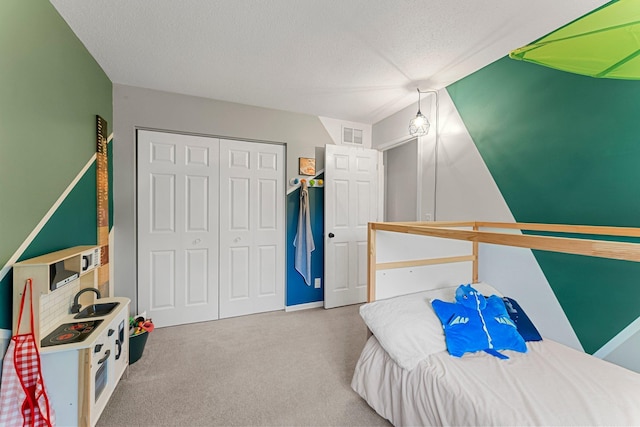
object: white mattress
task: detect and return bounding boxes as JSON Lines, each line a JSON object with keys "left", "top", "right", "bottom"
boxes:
{"left": 352, "top": 335, "right": 640, "bottom": 426}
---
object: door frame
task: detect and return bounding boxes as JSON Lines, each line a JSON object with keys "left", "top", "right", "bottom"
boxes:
{"left": 378, "top": 136, "right": 423, "bottom": 222}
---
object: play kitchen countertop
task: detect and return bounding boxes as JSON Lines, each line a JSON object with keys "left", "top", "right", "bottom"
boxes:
{"left": 39, "top": 297, "right": 130, "bottom": 354}
{"left": 40, "top": 296, "right": 131, "bottom": 426}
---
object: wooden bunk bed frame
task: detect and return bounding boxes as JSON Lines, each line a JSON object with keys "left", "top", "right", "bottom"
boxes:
{"left": 367, "top": 221, "right": 640, "bottom": 302}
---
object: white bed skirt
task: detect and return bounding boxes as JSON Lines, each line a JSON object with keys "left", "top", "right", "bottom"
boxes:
{"left": 352, "top": 335, "right": 640, "bottom": 426}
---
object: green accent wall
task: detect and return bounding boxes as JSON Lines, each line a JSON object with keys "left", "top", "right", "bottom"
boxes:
{"left": 0, "top": 164, "right": 99, "bottom": 328}
{"left": 448, "top": 56, "right": 640, "bottom": 353}
{"left": 0, "top": 1, "right": 112, "bottom": 329}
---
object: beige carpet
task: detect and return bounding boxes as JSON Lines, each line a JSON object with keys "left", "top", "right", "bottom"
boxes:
{"left": 97, "top": 304, "right": 390, "bottom": 427}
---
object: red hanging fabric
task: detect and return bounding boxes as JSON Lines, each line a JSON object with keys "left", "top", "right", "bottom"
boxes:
{"left": 0, "top": 279, "right": 55, "bottom": 427}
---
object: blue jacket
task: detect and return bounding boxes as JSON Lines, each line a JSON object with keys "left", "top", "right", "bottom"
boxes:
{"left": 431, "top": 284, "right": 527, "bottom": 358}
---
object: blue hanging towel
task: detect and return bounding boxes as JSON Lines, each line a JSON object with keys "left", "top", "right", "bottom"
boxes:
{"left": 294, "top": 180, "right": 315, "bottom": 286}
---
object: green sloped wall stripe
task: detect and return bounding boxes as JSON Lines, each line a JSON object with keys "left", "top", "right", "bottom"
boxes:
{"left": 1, "top": 1, "right": 112, "bottom": 331}
{"left": 0, "top": 162, "right": 97, "bottom": 330}
{"left": 0, "top": 275, "right": 10, "bottom": 330}
{"left": 0, "top": 1, "right": 112, "bottom": 268}
{"left": 535, "top": 251, "right": 640, "bottom": 353}
{"left": 448, "top": 56, "right": 640, "bottom": 354}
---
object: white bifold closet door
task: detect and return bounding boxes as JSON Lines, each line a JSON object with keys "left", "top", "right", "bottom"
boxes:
{"left": 137, "top": 130, "right": 220, "bottom": 327}
{"left": 137, "top": 131, "right": 284, "bottom": 327}
{"left": 218, "top": 139, "right": 285, "bottom": 319}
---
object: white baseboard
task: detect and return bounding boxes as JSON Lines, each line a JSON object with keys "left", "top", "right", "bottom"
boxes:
{"left": 285, "top": 301, "right": 323, "bottom": 312}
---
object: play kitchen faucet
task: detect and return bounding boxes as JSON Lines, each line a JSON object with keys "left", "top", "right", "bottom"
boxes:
{"left": 70, "top": 287, "right": 101, "bottom": 313}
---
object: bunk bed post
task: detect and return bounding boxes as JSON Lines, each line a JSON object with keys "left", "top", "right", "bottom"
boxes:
{"left": 367, "top": 222, "right": 376, "bottom": 302}
{"left": 472, "top": 222, "right": 479, "bottom": 283}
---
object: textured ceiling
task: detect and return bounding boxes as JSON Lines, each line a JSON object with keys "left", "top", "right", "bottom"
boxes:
{"left": 50, "top": 0, "right": 607, "bottom": 124}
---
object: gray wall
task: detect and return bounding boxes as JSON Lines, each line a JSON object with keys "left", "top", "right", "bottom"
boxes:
{"left": 112, "top": 84, "right": 334, "bottom": 310}
{"left": 603, "top": 329, "right": 640, "bottom": 373}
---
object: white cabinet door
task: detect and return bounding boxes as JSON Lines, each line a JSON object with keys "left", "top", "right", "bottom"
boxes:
{"left": 41, "top": 351, "right": 80, "bottom": 427}
{"left": 324, "top": 144, "right": 380, "bottom": 308}
{"left": 137, "top": 131, "right": 219, "bottom": 327}
{"left": 218, "top": 139, "right": 285, "bottom": 318}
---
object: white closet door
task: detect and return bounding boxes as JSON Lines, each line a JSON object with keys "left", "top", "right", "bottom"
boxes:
{"left": 218, "top": 139, "right": 285, "bottom": 318}
{"left": 137, "top": 130, "right": 219, "bottom": 327}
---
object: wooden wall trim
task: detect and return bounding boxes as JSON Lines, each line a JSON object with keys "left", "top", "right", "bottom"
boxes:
{"left": 411, "top": 226, "right": 640, "bottom": 262}
{"left": 367, "top": 223, "right": 376, "bottom": 303}
{"left": 472, "top": 223, "right": 479, "bottom": 283}
{"left": 376, "top": 255, "right": 475, "bottom": 271}
{"left": 476, "top": 221, "right": 640, "bottom": 237}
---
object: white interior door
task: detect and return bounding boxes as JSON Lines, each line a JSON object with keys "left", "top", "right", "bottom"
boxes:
{"left": 137, "top": 130, "right": 219, "bottom": 327}
{"left": 219, "top": 139, "right": 285, "bottom": 318}
{"left": 324, "top": 144, "right": 380, "bottom": 308}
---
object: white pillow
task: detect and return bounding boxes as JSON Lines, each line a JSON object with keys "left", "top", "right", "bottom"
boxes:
{"left": 359, "top": 282, "right": 501, "bottom": 370}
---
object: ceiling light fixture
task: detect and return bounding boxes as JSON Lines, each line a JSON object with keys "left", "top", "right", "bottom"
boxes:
{"left": 408, "top": 88, "right": 439, "bottom": 220}
{"left": 409, "top": 88, "right": 431, "bottom": 136}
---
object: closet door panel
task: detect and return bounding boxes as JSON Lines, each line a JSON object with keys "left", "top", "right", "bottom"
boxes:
{"left": 219, "top": 139, "right": 285, "bottom": 318}
{"left": 138, "top": 131, "right": 219, "bottom": 327}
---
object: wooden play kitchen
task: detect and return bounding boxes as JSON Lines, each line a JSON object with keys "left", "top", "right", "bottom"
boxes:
{"left": 11, "top": 246, "right": 130, "bottom": 427}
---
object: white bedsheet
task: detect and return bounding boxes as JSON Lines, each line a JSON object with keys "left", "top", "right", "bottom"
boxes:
{"left": 352, "top": 335, "right": 640, "bottom": 426}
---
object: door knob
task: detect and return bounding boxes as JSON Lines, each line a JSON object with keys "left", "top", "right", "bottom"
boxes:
{"left": 328, "top": 233, "right": 335, "bottom": 238}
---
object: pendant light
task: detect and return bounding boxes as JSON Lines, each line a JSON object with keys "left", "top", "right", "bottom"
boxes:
{"left": 409, "top": 88, "right": 431, "bottom": 136}
{"left": 407, "top": 88, "right": 439, "bottom": 221}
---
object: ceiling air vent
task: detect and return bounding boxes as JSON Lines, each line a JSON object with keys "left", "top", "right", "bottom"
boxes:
{"left": 342, "top": 126, "right": 363, "bottom": 145}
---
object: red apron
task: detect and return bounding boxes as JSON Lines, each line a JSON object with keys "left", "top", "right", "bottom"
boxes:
{"left": 0, "top": 279, "right": 55, "bottom": 427}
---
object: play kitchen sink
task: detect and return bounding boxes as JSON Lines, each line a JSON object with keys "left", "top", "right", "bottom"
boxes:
{"left": 70, "top": 285, "right": 120, "bottom": 319}
{"left": 73, "top": 302, "right": 120, "bottom": 319}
